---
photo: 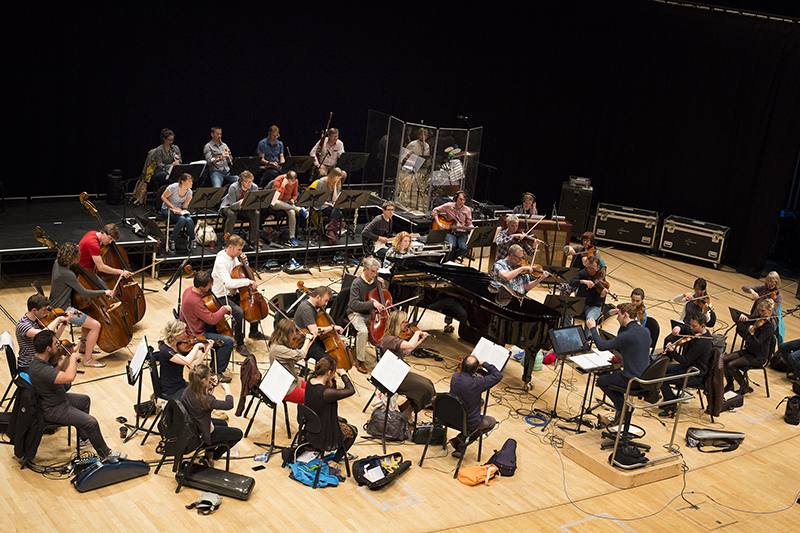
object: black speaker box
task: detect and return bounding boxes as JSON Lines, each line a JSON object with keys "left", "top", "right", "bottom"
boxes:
{"left": 559, "top": 183, "right": 592, "bottom": 236}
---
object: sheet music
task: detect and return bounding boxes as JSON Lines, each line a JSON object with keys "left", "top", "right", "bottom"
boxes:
{"left": 370, "top": 350, "right": 410, "bottom": 394}
{"left": 471, "top": 337, "right": 511, "bottom": 371}
{"left": 128, "top": 335, "right": 149, "bottom": 384}
{"left": 568, "top": 348, "right": 614, "bottom": 371}
{"left": 260, "top": 362, "right": 296, "bottom": 404}
{"left": 402, "top": 150, "right": 424, "bottom": 172}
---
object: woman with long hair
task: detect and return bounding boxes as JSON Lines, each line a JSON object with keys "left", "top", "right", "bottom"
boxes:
{"left": 160, "top": 172, "right": 196, "bottom": 252}
{"left": 181, "top": 364, "right": 241, "bottom": 464}
{"left": 268, "top": 318, "right": 318, "bottom": 404}
{"left": 315, "top": 167, "right": 345, "bottom": 244}
{"left": 383, "top": 231, "right": 413, "bottom": 268}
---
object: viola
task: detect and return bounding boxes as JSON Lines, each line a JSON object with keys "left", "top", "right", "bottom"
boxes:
{"left": 366, "top": 281, "right": 392, "bottom": 346}
{"left": 79, "top": 192, "right": 146, "bottom": 324}
{"left": 297, "top": 281, "right": 353, "bottom": 371}
{"left": 231, "top": 254, "right": 269, "bottom": 323}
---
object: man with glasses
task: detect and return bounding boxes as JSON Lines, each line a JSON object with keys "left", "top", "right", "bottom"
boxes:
{"left": 361, "top": 201, "right": 397, "bottom": 259}
{"left": 491, "top": 243, "right": 549, "bottom": 296}
{"left": 220, "top": 170, "right": 262, "bottom": 250}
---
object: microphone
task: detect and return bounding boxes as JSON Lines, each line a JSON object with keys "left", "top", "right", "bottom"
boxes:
{"left": 553, "top": 203, "right": 560, "bottom": 231}
{"left": 456, "top": 115, "right": 468, "bottom": 120}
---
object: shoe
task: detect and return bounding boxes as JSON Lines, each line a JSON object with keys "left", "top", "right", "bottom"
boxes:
{"left": 658, "top": 407, "right": 676, "bottom": 418}
{"left": 298, "top": 207, "right": 308, "bottom": 219}
{"left": 236, "top": 345, "right": 252, "bottom": 356}
{"left": 289, "top": 238, "right": 299, "bottom": 247}
{"left": 216, "top": 372, "right": 232, "bottom": 384}
{"left": 104, "top": 449, "right": 127, "bottom": 460}
{"left": 79, "top": 438, "right": 92, "bottom": 450}
{"left": 325, "top": 219, "right": 340, "bottom": 245}
{"left": 596, "top": 414, "right": 612, "bottom": 429}
{"left": 724, "top": 381, "right": 734, "bottom": 392}
{"left": 82, "top": 359, "right": 106, "bottom": 368}
{"left": 187, "top": 239, "right": 196, "bottom": 251}
{"left": 451, "top": 449, "right": 463, "bottom": 458}
{"left": 168, "top": 239, "right": 176, "bottom": 253}
{"left": 346, "top": 453, "right": 358, "bottom": 462}
{"left": 355, "top": 359, "right": 368, "bottom": 374}
{"left": 737, "top": 384, "right": 754, "bottom": 395}
{"left": 249, "top": 331, "right": 269, "bottom": 340}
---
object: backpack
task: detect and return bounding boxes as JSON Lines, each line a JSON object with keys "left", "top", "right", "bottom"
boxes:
{"left": 776, "top": 395, "right": 800, "bottom": 426}
{"left": 352, "top": 453, "right": 411, "bottom": 490}
{"left": 364, "top": 407, "right": 409, "bottom": 441}
{"left": 484, "top": 438, "right": 517, "bottom": 476}
{"left": 458, "top": 464, "right": 500, "bottom": 486}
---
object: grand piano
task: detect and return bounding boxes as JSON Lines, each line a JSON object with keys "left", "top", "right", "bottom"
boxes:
{"left": 388, "top": 256, "right": 561, "bottom": 385}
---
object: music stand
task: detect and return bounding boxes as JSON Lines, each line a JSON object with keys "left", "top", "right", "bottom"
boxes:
{"left": 167, "top": 162, "right": 206, "bottom": 183}
{"left": 282, "top": 156, "right": 315, "bottom": 177}
{"left": 124, "top": 336, "right": 152, "bottom": 443}
{"left": 544, "top": 294, "right": 585, "bottom": 328}
{"left": 465, "top": 226, "right": 496, "bottom": 272}
{"left": 188, "top": 187, "right": 226, "bottom": 269}
{"left": 134, "top": 214, "right": 165, "bottom": 289}
{"left": 296, "top": 188, "right": 331, "bottom": 271}
{"left": 247, "top": 362, "right": 295, "bottom": 463}
{"left": 368, "top": 350, "right": 410, "bottom": 453}
{"left": 541, "top": 266, "right": 577, "bottom": 292}
{"left": 538, "top": 326, "right": 589, "bottom": 433}
{"left": 241, "top": 189, "right": 278, "bottom": 270}
{"left": 337, "top": 152, "right": 369, "bottom": 186}
{"left": 332, "top": 190, "right": 371, "bottom": 274}
{"left": 230, "top": 156, "right": 261, "bottom": 177}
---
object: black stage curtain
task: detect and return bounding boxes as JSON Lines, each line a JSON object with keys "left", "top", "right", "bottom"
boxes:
{"left": 8, "top": 2, "right": 799, "bottom": 275}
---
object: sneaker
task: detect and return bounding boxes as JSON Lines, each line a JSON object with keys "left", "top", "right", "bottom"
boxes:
{"left": 298, "top": 207, "right": 308, "bottom": 219}
{"left": 248, "top": 331, "right": 269, "bottom": 340}
{"left": 737, "top": 384, "right": 754, "bottom": 395}
{"left": 104, "top": 449, "right": 127, "bottom": 460}
{"left": 167, "top": 239, "right": 176, "bottom": 253}
{"left": 289, "top": 238, "right": 300, "bottom": 247}
{"left": 79, "top": 438, "right": 92, "bottom": 450}
{"left": 658, "top": 407, "right": 676, "bottom": 418}
{"left": 187, "top": 239, "right": 196, "bottom": 251}
{"left": 346, "top": 453, "right": 358, "bottom": 462}
{"left": 216, "top": 372, "right": 232, "bottom": 384}
{"left": 236, "top": 344, "right": 252, "bottom": 356}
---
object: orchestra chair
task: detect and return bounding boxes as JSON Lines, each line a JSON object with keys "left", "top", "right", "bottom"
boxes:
{"left": 152, "top": 184, "right": 172, "bottom": 246}
{"left": 290, "top": 403, "right": 350, "bottom": 489}
{"left": 738, "top": 335, "right": 776, "bottom": 398}
{"left": 305, "top": 180, "right": 330, "bottom": 242}
{"left": 418, "top": 393, "right": 483, "bottom": 478}
{"left": 258, "top": 178, "right": 291, "bottom": 238}
{"left": 643, "top": 317, "right": 660, "bottom": 355}
{"left": 1, "top": 339, "right": 19, "bottom": 412}
{"left": 141, "top": 351, "right": 168, "bottom": 445}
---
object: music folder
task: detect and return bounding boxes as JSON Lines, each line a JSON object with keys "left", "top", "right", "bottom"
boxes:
{"left": 470, "top": 337, "right": 511, "bottom": 372}
{"left": 370, "top": 350, "right": 410, "bottom": 394}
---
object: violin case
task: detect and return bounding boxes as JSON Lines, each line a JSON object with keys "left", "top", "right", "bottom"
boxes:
{"left": 72, "top": 457, "right": 150, "bottom": 492}
{"left": 685, "top": 427, "right": 745, "bottom": 453}
{"left": 659, "top": 215, "right": 730, "bottom": 268}
{"left": 593, "top": 203, "right": 660, "bottom": 251}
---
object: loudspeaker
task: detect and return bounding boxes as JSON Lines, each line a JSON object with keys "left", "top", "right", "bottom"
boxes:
{"left": 559, "top": 182, "right": 592, "bottom": 236}
{"left": 106, "top": 170, "right": 124, "bottom": 205}
{"left": 72, "top": 457, "right": 150, "bottom": 492}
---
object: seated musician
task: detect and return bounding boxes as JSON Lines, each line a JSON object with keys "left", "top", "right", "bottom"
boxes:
{"left": 151, "top": 128, "right": 182, "bottom": 188}
{"left": 495, "top": 214, "right": 540, "bottom": 260}
{"left": 564, "top": 256, "right": 607, "bottom": 338}
{"left": 346, "top": 256, "right": 385, "bottom": 374}
{"left": 657, "top": 312, "right": 712, "bottom": 418}
{"left": 586, "top": 303, "right": 651, "bottom": 428}
{"left": 304, "top": 357, "right": 357, "bottom": 475}
{"left": 159, "top": 172, "right": 197, "bottom": 253}
{"left": 431, "top": 191, "right": 474, "bottom": 262}
{"left": 212, "top": 234, "right": 265, "bottom": 356}
{"left": 182, "top": 365, "right": 241, "bottom": 466}
{"left": 491, "top": 244, "right": 550, "bottom": 297}
{"left": 16, "top": 294, "right": 71, "bottom": 374}
{"left": 268, "top": 319, "right": 319, "bottom": 404}
{"left": 564, "top": 231, "right": 606, "bottom": 273}
{"left": 157, "top": 319, "right": 212, "bottom": 399}
{"left": 28, "top": 330, "right": 126, "bottom": 460}
{"left": 203, "top": 126, "right": 237, "bottom": 188}
{"left": 742, "top": 270, "right": 784, "bottom": 343}
{"left": 724, "top": 298, "right": 775, "bottom": 394}
{"left": 607, "top": 288, "right": 647, "bottom": 326}
{"left": 448, "top": 355, "right": 502, "bottom": 457}
{"left": 257, "top": 125, "right": 285, "bottom": 187}
{"left": 315, "top": 167, "right": 346, "bottom": 244}
{"left": 220, "top": 171, "right": 262, "bottom": 251}
{"left": 383, "top": 231, "right": 413, "bottom": 268}
{"left": 379, "top": 310, "right": 435, "bottom": 420}
{"left": 513, "top": 192, "right": 537, "bottom": 217}
{"left": 672, "top": 277, "right": 716, "bottom": 327}
{"left": 180, "top": 270, "right": 235, "bottom": 383}
{"left": 79, "top": 223, "right": 132, "bottom": 280}
{"left": 362, "top": 201, "right": 396, "bottom": 259}
{"left": 293, "top": 286, "right": 342, "bottom": 363}
{"left": 49, "top": 242, "right": 112, "bottom": 367}
{"left": 267, "top": 170, "right": 306, "bottom": 247}
{"left": 777, "top": 339, "right": 800, "bottom": 387}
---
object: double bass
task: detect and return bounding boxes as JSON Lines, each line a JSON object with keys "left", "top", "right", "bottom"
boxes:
{"left": 78, "top": 192, "right": 146, "bottom": 324}
{"left": 297, "top": 281, "right": 353, "bottom": 371}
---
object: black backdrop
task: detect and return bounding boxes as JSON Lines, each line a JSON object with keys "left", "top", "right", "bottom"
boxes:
{"left": 9, "top": 1, "right": 800, "bottom": 276}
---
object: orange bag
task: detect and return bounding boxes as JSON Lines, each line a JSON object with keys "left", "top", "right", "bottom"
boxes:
{"left": 457, "top": 464, "right": 500, "bottom": 486}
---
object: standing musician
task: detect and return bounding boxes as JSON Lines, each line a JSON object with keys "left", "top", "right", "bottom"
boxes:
{"left": 293, "top": 286, "right": 343, "bottom": 363}
{"left": 152, "top": 128, "right": 182, "bottom": 188}
{"left": 310, "top": 127, "right": 344, "bottom": 178}
{"left": 491, "top": 244, "right": 550, "bottom": 295}
{"left": 156, "top": 319, "right": 213, "bottom": 399}
{"left": 314, "top": 167, "right": 346, "bottom": 245}
{"left": 180, "top": 270, "right": 236, "bottom": 383}
{"left": 78, "top": 223, "right": 132, "bottom": 280}
{"left": 379, "top": 310, "right": 435, "bottom": 420}
{"left": 672, "top": 277, "right": 716, "bottom": 327}
{"left": 431, "top": 191, "right": 474, "bottom": 262}
{"left": 160, "top": 172, "right": 196, "bottom": 253}
{"left": 383, "top": 231, "right": 413, "bottom": 268}
{"left": 15, "top": 294, "right": 72, "bottom": 373}
{"left": 565, "top": 256, "right": 608, "bottom": 339}
{"left": 513, "top": 192, "right": 537, "bottom": 217}
{"left": 587, "top": 303, "right": 651, "bottom": 429}
{"left": 28, "top": 330, "right": 127, "bottom": 460}
{"left": 724, "top": 298, "right": 775, "bottom": 394}
{"left": 495, "top": 214, "right": 541, "bottom": 260}
{"left": 212, "top": 235, "right": 266, "bottom": 353}
{"left": 203, "top": 126, "right": 237, "bottom": 188}
{"left": 268, "top": 318, "right": 319, "bottom": 404}
{"left": 346, "top": 256, "right": 385, "bottom": 374}
{"left": 49, "top": 242, "right": 112, "bottom": 367}
{"left": 657, "top": 312, "right": 712, "bottom": 418}
{"left": 257, "top": 125, "right": 285, "bottom": 187}
{"left": 607, "top": 288, "right": 647, "bottom": 326}
{"left": 742, "top": 270, "right": 784, "bottom": 343}
{"left": 564, "top": 231, "right": 606, "bottom": 273}
{"left": 362, "top": 201, "right": 396, "bottom": 259}
{"left": 220, "top": 170, "right": 262, "bottom": 251}
{"left": 397, "top": 127, "right": 431, "bottom": 209}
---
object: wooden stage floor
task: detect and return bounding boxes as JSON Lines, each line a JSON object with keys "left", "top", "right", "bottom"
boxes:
{"left": 0, "top": 246, "right": 798, "bottom": 533}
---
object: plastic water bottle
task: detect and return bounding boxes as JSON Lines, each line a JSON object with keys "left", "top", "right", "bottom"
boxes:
{"left": 533, "top": 349, "right": 544, "bottom": 371}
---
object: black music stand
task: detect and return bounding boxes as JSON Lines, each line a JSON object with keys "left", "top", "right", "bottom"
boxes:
{"left": 123, "top": 337, "right": 153, "bottom": 443}
{"left": 246, "top": 363, "right": 295, "bottom": 463}
{"left": 188, "top": 187, "right": 226, "bottom": 270}
{"left": 282, "top": 156, "right": 315, "bottom": 177}
{"left": 465, "top": 226, "right": 496, "bottom": 272}
{"left": 134, "top": 214, "right": 165, "bottom": 290}
{"left": 536, "top": 326, "right": 589, "bottom": 433}
{"left": 544, "top": 294, "right": 585, "bottom": 328}
{"left": 333, "top": 190, "right": 371, "bottom": 274}
{"left": 338, "top": 152, "right": 369, "bottom": 186}
{"left": 168, "top": 162, "right": 206, "bottom": 183}
{"left": 241, "top": 189, "right": 278, "bottom": 270}
{"left": 230, "top": 156, "right": 261, "bottom": 177}
{"left": 296, "top": 188, "right": 331, "bottom": 271}
{"left": 541, "top": 266, "right": 577, "bottom": 292}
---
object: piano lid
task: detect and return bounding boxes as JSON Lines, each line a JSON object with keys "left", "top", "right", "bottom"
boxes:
{"left": 392, "top": 257, "right": 561, "bottom": 321}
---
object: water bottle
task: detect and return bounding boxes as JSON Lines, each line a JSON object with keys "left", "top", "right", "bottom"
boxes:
{"left": 533, "top": 349, "right": 544, "bottom": 371}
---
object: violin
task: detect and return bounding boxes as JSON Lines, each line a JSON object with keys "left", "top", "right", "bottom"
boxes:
{"left": 366, "top": 281, "right": 392, "bottom": 346}
{"left": 752, "top": 317, "right": 770, "bottom": 330}
{"left": 79, "top": 192, "right": 146, "bottom": 324}
{"left": 690, "top": 293, "right": 713, "bottom": 311}
{"left": 231, "top": 253, "right": 269, "bottom": 323}
{"left": 636, "top": 303, "right": 646, "bottom": 323}
{"left": 672, "top": 332, "right": 701, "bottom": 348}
{"left": 297, "top": 281, "right": 353, "bottom": 371}
{"left": 50, "top": 339, "right": 80, "bottom": 366}
{"left": 589, "top": 270, "right": 618, "bottom": 301}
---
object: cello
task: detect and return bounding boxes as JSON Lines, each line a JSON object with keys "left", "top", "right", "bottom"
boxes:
{"left": 230, "top": 254, "right": 269, "bottom": 323}
{"left": 184, "top": 265, "right": 236, "bottom": 340}
{"left": 78, "top": 192, "right": 146, "bottom": 324}
{"left": 366, "top": 281, "right": 392, "bottom": 346}
{"left": 296, "top": 281, "right": 353, "bottom": 371}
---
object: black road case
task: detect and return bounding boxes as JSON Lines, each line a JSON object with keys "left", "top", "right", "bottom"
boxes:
{"left": 593, "top": 203, "right": 659, "bottom": 250}
{"left": 659, "top": 215, "right": 730, "bottom": 268}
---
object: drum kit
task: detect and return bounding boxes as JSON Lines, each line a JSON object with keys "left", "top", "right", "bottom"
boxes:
{"left": 431, "top": 146, "right": 478, "bottom": 188}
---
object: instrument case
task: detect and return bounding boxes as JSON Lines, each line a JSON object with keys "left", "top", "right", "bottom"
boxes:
{"left": 659, "top": 215, "right": 730, "bottom": 268}
{"left": 176, "top": 461, "right": 255, "bottom": 500}
{"left": 72, "top": 457, "right": 150, "bottom": 492}
{"left": 593, "top": 203, "right": 660, "bottom": 250}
